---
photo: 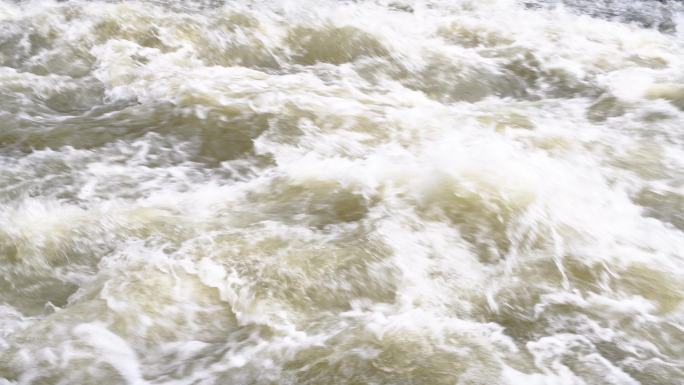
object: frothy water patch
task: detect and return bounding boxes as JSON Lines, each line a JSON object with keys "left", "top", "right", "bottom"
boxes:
{"left": 0, "top": 0, "right": 683, "bottom": 384}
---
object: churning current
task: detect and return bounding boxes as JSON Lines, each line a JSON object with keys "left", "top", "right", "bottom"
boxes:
{"left": 0, "top": 0, "right": 683, "bottom": 384}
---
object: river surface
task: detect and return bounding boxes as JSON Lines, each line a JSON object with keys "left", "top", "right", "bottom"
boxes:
{"left": 1, "top": 0, "right": 684, "bottom": 384}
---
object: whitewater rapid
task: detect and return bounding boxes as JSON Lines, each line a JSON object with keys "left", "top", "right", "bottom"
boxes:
{"left": 0, "top": 0, "right": 683, "bottom": 384}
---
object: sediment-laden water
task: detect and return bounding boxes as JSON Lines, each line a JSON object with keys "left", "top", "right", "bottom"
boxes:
{"left": 0, "top": 0, "right": 683, "bottom": 384}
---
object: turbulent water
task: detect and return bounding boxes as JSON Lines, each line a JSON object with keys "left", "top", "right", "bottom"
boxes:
{"left": 0, "top": 0, "right": 684, "bottom": 384}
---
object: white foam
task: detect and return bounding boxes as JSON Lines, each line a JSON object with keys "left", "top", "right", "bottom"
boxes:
{"left": 1, "top": 0, "right": 684, "bottom": 383}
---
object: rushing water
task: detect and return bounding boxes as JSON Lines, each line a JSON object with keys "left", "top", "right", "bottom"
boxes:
{"left": 0, "top": 0, "right": 683, "bottom": 384}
